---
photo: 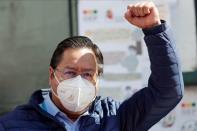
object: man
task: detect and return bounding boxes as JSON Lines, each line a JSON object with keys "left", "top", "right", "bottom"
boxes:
{"left": 0, "top": 2, "right": 183, "bottom": 131}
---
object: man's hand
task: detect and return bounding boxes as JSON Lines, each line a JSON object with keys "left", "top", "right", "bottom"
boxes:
{"left": 125, "top": 2, "right": 161, "bottom": 29}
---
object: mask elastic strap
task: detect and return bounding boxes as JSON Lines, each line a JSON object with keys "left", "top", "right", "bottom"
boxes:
{"left": 51, "top": 72, "right": 60, "bottom": 99}
{"left": 50, "top": 86, "right": 59, "bottom": 99}
{"left": 53, "top": 72, "right": 60, "bottom": 84}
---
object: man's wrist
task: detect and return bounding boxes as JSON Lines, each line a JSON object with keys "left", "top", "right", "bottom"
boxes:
{"left": 142, "top": 20, "right": 166, "bottom": 36}
{"left": 143, "top": 19, "right": 161, "bottom": 29}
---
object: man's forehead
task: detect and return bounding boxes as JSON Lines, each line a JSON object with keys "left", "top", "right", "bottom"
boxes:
{"left": 57, "top": 48, "right": 98, "bottom": 70}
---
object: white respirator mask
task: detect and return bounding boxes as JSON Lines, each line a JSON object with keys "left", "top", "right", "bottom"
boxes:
{"left": 52, "top": 73, "right": 96, "bottom": 113}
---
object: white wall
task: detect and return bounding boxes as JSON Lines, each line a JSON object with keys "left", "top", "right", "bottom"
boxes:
{"left": 170, "top": 0, "right": 197, "bottom": 71}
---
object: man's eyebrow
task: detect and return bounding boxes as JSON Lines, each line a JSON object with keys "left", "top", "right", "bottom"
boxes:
{"left": 64, "top": 66, "right": 95, "bottom": 72}
{"left": 83, "top": 68, "right": 95, "bottom": 72}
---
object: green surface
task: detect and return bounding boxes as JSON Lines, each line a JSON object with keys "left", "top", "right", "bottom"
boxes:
{"left": 183, "top": 71, "right": 197, "bottom": 86}
{"left": 0, "top": 0, "right": 71, "bottom": 114}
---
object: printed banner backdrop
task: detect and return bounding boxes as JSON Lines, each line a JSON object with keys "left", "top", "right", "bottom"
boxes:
{"left": 78, "top": 0, "right": 197, "bottom": 131}
{"left": 78, "top": 0, "right": 172, "bottom": 101}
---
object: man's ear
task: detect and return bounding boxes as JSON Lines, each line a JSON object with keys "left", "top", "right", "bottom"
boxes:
{"left": 49, "top": 67, "right": 54, "bottom": 78}
{"left": 49, "top": 66, "right": 54, "bottom": 85}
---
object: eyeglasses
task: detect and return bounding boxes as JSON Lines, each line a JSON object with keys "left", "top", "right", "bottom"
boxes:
{"left": 55, "top": 68, "right": 97, "bottom": 82}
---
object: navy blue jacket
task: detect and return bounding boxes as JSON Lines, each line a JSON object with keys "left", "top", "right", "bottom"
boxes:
{"left": 0, "top": 21, "right": 184, "bottom": 131}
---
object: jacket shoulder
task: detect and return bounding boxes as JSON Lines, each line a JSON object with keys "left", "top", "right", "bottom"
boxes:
{"left": 0, "top": 104, "right": 54, "bottom": 130}
{"left": 0, "top": 104, "right": 37, "bottom": 123}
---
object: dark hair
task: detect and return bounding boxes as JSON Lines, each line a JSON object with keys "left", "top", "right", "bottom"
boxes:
{"left": 50, "top": 36, "right": 104, "bottom": 76}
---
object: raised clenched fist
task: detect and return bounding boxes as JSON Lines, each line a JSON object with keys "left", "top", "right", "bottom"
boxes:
{"left": 125, "top": 2, "right": 161, "bottom": 29}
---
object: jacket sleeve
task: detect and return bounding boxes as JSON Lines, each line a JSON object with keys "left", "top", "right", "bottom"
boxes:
{"left": 0, "top": 123, "right": 5, "bottom": 131}
{"left": 118, "top": 21, "right": 184, "bottom": 131}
